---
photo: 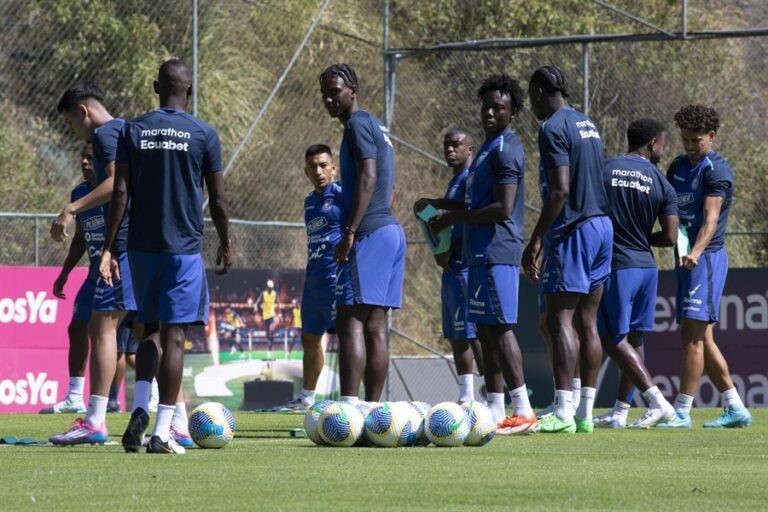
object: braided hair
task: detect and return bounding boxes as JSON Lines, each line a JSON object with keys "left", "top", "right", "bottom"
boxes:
{"left": 319, "top": 64, "right": 359, "bottom": 92}
{"left": 530, "top": 65, "right": 569, "bottom": 98}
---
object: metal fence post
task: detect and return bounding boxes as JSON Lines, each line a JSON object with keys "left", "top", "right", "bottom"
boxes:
{"left": 34, "top": 216, "right": 40, "bottom": 266}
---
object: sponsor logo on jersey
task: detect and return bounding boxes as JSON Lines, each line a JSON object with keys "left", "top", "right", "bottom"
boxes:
{"left": 84, "top": 216, "right": 105, "bottom": 231}
{"left": 677, "top": 193, "right": 694, "bottom": 207}
{"left": 307, "top": 216, "right": 329, "bottom": 233}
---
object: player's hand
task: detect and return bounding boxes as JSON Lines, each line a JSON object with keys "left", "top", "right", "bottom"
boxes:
{"left": 681, "top": 252, "right": 699, "bottom": 270}
{"left": 428, "top": 212, "right": 454, "bottom": 234}
{"left": 413, "top": 198, "right": 432, "bottom": 216}
{"left": 434, "top": 251, "right": 450, "bottom": 271}
{"left": 334, "top": 231, "right": 354, "bottom": 263}
{"left": 99, "top": 249, "right": 119, "bottom": 287}
{"left": 53, "top": 274, "right": 68, "bottom": 299}
{"left": 522, "top": 239, "right": 542, "bottom": 283}
{"left": 50, "top": 208, "right": 75, "bottom": 242}
{"left": 216, "top": 239, "right": 232, "bottom": 275}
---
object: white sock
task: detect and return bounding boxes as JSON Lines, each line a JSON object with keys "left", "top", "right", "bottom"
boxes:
{"left": 457, "top": 374, "right": 474, "bottom": 403}
{"left": 85, "top": 395, "right": 108, "bottom": 428}
{"left": 554, "top": 389, "right": 574, "bottom": 420}
{"left": 642, "top": 386, "right": 667, "bottom": 410}
{"left": 673, "top": 393, "right": 694, "bottom": 415}
{"left": 340, "top": 395, "right": 358, "bottom": 404}
{"left": 509, "top": 385, "right": 533, "bottom": 418}
{"left": 133, "top": 380, "right": 152, "bottom": 413}
{"left": 612, "top": 400, "right": 631, "bottom": 419}
{"left": 721, "top": 388, "right": 744, "bottom": 409}
{"left": 572, "top": 378, "right": 582, "bottom": 410}
{"left": 487, "top": 392, "right": 506, "bottom": 423}
{"left": 300, "top": 388, "right": 316, "bottom": 407}
{"left": 68, "top": 377, "right": 85, "bottom": 401}
{"left": 152, "top": 404, "right": 175, "bottom": 442}
{"left": 575, "top": 386, "right": 596, "bottom": 420}
{"left": 171, "top": 401, "right": 189, "bottom": 434}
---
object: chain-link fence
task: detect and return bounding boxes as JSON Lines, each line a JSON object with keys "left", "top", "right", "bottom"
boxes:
{"left": 1, "top": 1, "right": 767, "bottom": 388}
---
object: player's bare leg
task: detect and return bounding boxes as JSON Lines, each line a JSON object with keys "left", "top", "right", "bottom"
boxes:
{"left": 42, "top": 319, "right": 90, "bottom": 414}
{"left": 450, "top": 338, "right": 479, "bottom": 402}
{"left": 478, "top": 328, "right": 504, "bottom": 421}
{"left": 336, "top": 304, "right": 367, "bottom": 402}
{"left": 363, "top": 306, "right": 388, "bottom": 402}
{"left": 701, "top": 324, "right": 751, "bottom": 428}
{"left": 573, "top": 285, "right": 603, "bottom": 431}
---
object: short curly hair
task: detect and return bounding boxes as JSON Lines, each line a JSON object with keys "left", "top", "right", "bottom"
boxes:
{"left": 674, "top": 104, "right": 720, "bottom": 133}
{"left": 477, "top": 74, "right": 525, "bottom": 115}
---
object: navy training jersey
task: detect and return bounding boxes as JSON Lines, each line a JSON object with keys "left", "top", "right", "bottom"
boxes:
{"left": 604, "top": 155, "right": 678, "bottom": 269}
{"left": 666, "top": 151, "right": 733, "bottom": 253}
{"left": 92, "top": 118, "right": 128, "bottom": 252}
{"left": 464, "top": 129, "right": 526, "bottom": 266}
{"left": 538, "top": 107, "right": 609, "bottom": 238}
{"left": 116, "top": 108, "right": 222, "bottom": 254}
{"left": 444, "top": 169, "right": 469, "bottom": 267}
{"left": 71, "top": 182, "right": 106, "bottom": 275}
{"left": 339, "top": 110, "right": 398, "bottom": 237}
{"left": 305, "top": 182, "right": 343, "bottom": 279}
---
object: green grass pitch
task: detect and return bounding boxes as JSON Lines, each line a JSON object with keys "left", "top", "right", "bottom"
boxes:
{"left": 0, "top": 409, "right": 765, "bottom": 511}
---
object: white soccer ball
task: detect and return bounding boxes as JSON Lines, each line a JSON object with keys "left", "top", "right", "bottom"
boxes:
{"left": 318, "top": 402, "right": 365, "bottom": 447}
{"left": 304, "top": 399, "right": 334, "bottom": 446}
{"left": 354, "top": 401, "right": 378, "bottom": 446}
{"left": 404, "top": 401, "right": 429, "bottom": 446}
{"left": 461, "top": 401, "right": 496, "bottom": 446}
{"left": 364, "top": 402, "right": 413, "bottom": 447}
{"left": 188, "top": 402, "right": 236, "bottom": 449}
{"left": 426, "top": 402, "right": 469, "bottom": 447}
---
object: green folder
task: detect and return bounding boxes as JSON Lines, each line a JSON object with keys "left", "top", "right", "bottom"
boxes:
{"left": 416, "top": 204, "right": 451, "bottom": 255}
{"left": 677, "top": 226, "right": 691, "bottom": 258}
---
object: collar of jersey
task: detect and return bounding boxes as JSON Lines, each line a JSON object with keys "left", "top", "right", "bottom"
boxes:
{"left": 154, "top": 108, "right": 185, "bottom": 114}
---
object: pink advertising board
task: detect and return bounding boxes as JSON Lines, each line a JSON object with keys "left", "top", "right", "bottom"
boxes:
{"left": 0, "top": 266, "right": 116, "bottom": 413}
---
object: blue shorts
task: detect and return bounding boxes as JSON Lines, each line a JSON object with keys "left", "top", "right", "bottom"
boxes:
{"left": 467, "top": 264, "right": 519, "bottom": 325}
{"left": 676, "top": 248, "right": 728, "bottom": 324}
{"left": 301, "top": 275, "right": 336, "bottom": 336}
{"left": 336, "top": 223, "right": 405, "bottom": 308}
{"left": 116, "top": 314, "right": 138, "bottom": 353}
{"left": 92, "top": 252, "right": 137, "bottom": 312}
{"left": 129, "top": 251, "right": 209, "bottom": 325}
{"left": 598, "top": 267, "right": 658, "bottom": 343}
{"left": 441, "top": 267, "right": 477, "bottom": 340}
{"left": 72, "top": 274, "right": 98, "bottom": 322}
{"left": 541, "top": 216, "right": 613, "bottom": 295}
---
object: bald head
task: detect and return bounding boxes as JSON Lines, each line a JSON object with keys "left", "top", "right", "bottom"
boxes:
{"left": 155, "top": 59, "right": 192, "bottom": 109}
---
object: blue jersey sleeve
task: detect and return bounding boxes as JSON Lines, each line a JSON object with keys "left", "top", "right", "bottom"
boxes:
{"left": 93, "top": 122, "right": 120, "bottom": 166}
{"left": 346, "top": 115, "right": 377, "bottom": 162}
{"left": 490, "top": 140, "right": 523, "bottom": 186}
{"left": 203, "top": 127, "right": 222, "bottom": 173}
{"left": 659, "top": 174, "right": 678, "bottom": 217}
{"left": 539, "top": 121, "right": 570, "bottom": 169}
{"left": 115, "top": 123, "right": 130, "bottom": 167}
{"left": 704, "top": 160, "right": 732, "bottom": 198}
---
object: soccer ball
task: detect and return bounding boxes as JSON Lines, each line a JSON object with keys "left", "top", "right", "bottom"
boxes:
{"left": 353, "top": 401, "right": 378, "bottom": 446}
{"left": 188, "top": 402, "right": 236, "bottom": 449}
{"left": 461, "top": 401, "right": 496, "bottom": 446}
{"left": 364, "top": 402, "right": 413, "bottom": 447}
{"left": 426, "top": 402, "right": 469, "bottom": 447}
{"left": 304, "top": 399, "right": 334, "bottom": 446}
{"left": 404, "top": 401, "right": 429, "bottom": 446}
{"left": 318, "top": 402, "right": 365, "bottom": 447}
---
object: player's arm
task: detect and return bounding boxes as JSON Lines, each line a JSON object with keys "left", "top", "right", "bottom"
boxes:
{"left": 650, "top": 215, "right": 679, "bottom": 247}
{"left": 522, "top": 165, "right": 569, "bottom": 282}
{"left": 98, "top": 161, "right": 129, "bottom": 286}
{"left": 205, "top": 171, "right": 231, "bottom": 274}
{"left": 682, "top": 196, "right": 723, "bottom": 269}
{"left": 53, "top": 224, "right": 86, "bottom": 299}
{"left": 335, "top": 158, "right": 376, "bottom": 263}
{"left": 429, "top": 184, "right": 515, "bottom": 230}
{"left": 50, "top": 163, "right": 115, "bottom": 242}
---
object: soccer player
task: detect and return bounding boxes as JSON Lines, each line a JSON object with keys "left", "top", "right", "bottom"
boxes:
{"left": 428, "top": 75, "right": 537, "bottom": 434}
{"left": 278, "top": 144, "right": 343, "bottom": 412}
{"left": 50, "top": 83, "right": 137, "bottom": 446}
{"left": 522, "top": 65, "right": 612, "bottom": 434}
{"left": 42, "top": 142, "right": 96, "bottom": 414}
{"left": 258, "top": 280, "right": 278, "bottom": 356}
{"left": 594, "top": 118, "right": 678, "bottom": 429}
{"left": 413, "top": 129, "right": 485, "bottom": 404}
{"left": 319, "top": 64, "right": 406, "bottom": 403}
{"left": 657, "top": 104, "right": 751, "bottom": 428}
{"left": 101, "top": 59, "right": 231, "bottom": 454}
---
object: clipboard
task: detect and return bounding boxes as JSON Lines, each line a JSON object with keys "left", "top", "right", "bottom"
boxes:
{"left": 416, "top": 204, "right": 451, "bottom": 255}
{"left": 677, "top": 226, "right": 691, "bottom": 259}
